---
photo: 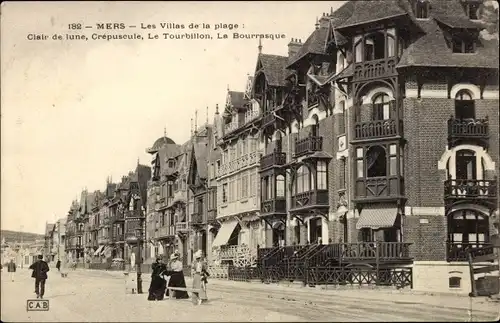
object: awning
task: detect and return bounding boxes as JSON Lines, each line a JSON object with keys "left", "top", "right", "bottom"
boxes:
{"left": 94, "top": 245, "right": 104, "bottom": 256}
{"left": 356, "top": 205, "right": 399, "bottom": 230}
{"left": 212, "top": 220, "right": 239, "bottom": 248}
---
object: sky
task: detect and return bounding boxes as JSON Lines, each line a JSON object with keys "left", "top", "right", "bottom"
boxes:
{"left": 1, "top": 1, "right": 345, "bottom": 235}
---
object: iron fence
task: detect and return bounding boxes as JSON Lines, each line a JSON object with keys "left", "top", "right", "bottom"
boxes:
{"left": 227, "top": 264, "right": 413, "bottom": 289}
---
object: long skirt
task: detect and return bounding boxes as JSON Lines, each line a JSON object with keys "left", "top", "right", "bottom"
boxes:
{"left": 191, "top": 273, "right": 208, "bottom": 305}
{"left": 148, "top": 276, "right": 166, "bottom": 301}
{"left": 166, "top": 271, "right": 189, "bottom": 299}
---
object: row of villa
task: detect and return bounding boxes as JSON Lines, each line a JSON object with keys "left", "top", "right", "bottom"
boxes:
{"left": 49, "top": 0, "right": 499, "bottom": 294}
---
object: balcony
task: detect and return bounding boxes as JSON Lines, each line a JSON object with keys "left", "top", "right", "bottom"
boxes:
{"left": 447, "top": 117, "right": 489, "bottom": 148}
{"left": 191, "top": 213, "right": 203, "bottom": 225}
{"left": 260, "top": 151, "right": 286, "bottom": 170}
{"left": 354, "top": 176, "right": 404, "bottom": 202}
{"left": 353, "top": 57, "right": 397, "bottom": 82}
{"left": 444, "top": 179, "right": 497, "bottom": 200}
{"left": 290, "top": 190, "right": 329, "bottom": 211}
{"left": 218, "top": 151, "right": 260, "bottom": 177}
{"left": 260, "top": 198, "right": 286, "bottom": 216}
{"left": 353, "top": 119, "right": 402, "bottom": 141}
{"left": 175, "top": 222, "right": 189, "bottom": 232}
{"left": 157, "top": 225, "right": 175, "bottom": 239}
{"left": 294, "top": 136, "right": 323, "bottom": 158}
{"left": 446, "top": 242, "right": 494, "bottom": 262}
{"left": 111, "top": 211, "right": 125, "bottom": 222}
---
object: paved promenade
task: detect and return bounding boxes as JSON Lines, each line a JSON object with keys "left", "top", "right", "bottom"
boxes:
{"left": 2, "top": 268, "right": 499, "bottom": 322}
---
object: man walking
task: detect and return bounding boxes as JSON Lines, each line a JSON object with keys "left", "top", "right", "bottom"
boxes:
{"left": 7, "top": 259, "right": 16, "bottom": 282}
{"left": 29, "top": 255, "right": 50, "bottom": 299}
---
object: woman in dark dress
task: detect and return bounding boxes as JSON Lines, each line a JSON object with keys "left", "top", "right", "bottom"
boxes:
{"left": 165, "top": 252, "right": 189, "bottom": 299}
{"left": 148, "top": 256, "right": 167, "bottom": 301}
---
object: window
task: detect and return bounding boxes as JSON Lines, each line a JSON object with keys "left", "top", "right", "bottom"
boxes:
{"left": 241, "top": 172, "right": 249, "bottom": 198}
{"left": 266, "top": 176, "right": 273, "bottom": 200}
{"left": 250, "top": 137, "right": 257, "bottom": 152}
{"left": 366, "top": 145, "right": 387, "bottom": 178}
{"left": 167, "top": 184, "right": 173, "bottom": 197}
{"left": 340, "top": 158, "right": 347, "bottom": 189}
{"left": 242, "top": 139, "right": 247, "bottom": 156}
{"left": 373, "top": 93, "right": 391, "bottom": 120}
{"left": 455, "top": 90, "right": 475, "bottom": 119}
{"left": 364, "top": 32, "right": 386, "bottom": 61}
{"left": 311, "top": 115, "right": 319, "bottom": 137}
{"left": 295, "top": 166, "right": 311, "bottom": 194}
{"left": 389, "top": 144, "right": 398, "bottom": 176}
{"left": 449, "top": 276, "right": 462, "bottom": 289}
{"left": 415, "top": 0, "right": 429, "bottom": 19}
{"left": 452, "top": 37, "right": 475, "bottom": 53}
{"left": 356, "top": 148, "right": 364, "bottom": 178}
{"left": 222, "top": 183, "right": 228, "bottom": 203}
{"left": 168, "top": 160, "right": 175, "bottom": 168}
{"left": 456, "top": 150, "right": 476, "bottom": 180}
{"left": 276, "top": 175, "right": 285, "bottom": 198}
{"left": 250, "top": 172, "right": 257, "bottom": 196}
{"left": 387, "top": 28, "right": 396, "bottom": 57}
{"left": 216, "top": 160, "right": 221, "bottom": 173}
{"left": 317, "top": 161, "right": 328, "bottom": 190}
{"left": 463, "top": 2, "right": 480, "bottom": 20}
{"left": 338, "top": 101, "right": 346, "bottom": 134}
{"left": 230, "top": 147, "right": 236, "bottom": 161}
{"left": 361, "top": 228, "right": 374, "bottom": 242}
{"left": 448, "top": 210, "right": 489, "bottom": 250}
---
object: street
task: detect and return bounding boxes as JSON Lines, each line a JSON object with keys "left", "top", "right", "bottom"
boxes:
{"left": 1, "top": 268, "right": 499, "bottom": 322}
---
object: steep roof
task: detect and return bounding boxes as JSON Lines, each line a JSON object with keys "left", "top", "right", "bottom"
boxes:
{"left": 330, "top": 1, "right": 356, "bottom": 46}
{"left": 336, "top": 0, "right": 407, "bottom": 30}
{"left": 258, "top": 54, "right": 289, "bottom": 86}
{"left": 223, "top": 91, "right": 246, "bottom": 117}
{"left": 287, "top": 26, "right": 330, "bottom": 68}
{"left": 398, "top": 15, "right": 498, "bottom": 69}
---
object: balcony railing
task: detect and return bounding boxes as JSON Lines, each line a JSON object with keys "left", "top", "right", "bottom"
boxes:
{"left": 447, "top": 242, "right": 494, "bottom": 262}
{"left": 218, "top": 151, "right": 260, "bottom": 177}
{"left": 355, "top": 176, "right": 404, "bottom": 201}
{"left": 176, "top": 222, "right": 189, "bottom": 232}
{"left": 157, "top": 225, "right": 175, "bottom": 239}
{"left": 444, "top": 179, "right": 497, "bottom": 200}
{"left": 353, "top": 57, "right": 397, "bottom": 81}
{"left": 290, "top": 190, "right": 329, "bottom": 211}
{"left": 125, "top": 209, "right": 143, "bottom": 218}
{"left": 294, "top": 136, "right": 323, "bottom": 158}
{"left": 260, "top": 198, "right": 287, "bottom": 215}
{"left": 260, "top": 151, "right": 286, "bottom": 170}
{"left": 448, "top": 117, "right": 489, "bottom": 146}
{"left": 191, "top": 213, "right": 203, "bottom": 224}
{"left": 354, "top": 119, "right": 402, "bottom": 140}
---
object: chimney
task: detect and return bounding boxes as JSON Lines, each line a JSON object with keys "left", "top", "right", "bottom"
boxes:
{"left": 319, "top": 12, "right": 329, "bottom": 29}
{"left": 288, "top": 38, "right": 302, "bottom": 58}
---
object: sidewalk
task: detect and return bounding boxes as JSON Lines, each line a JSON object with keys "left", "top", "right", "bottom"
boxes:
{"left": 73, "top": 269, "right": 500, "bottom": 315}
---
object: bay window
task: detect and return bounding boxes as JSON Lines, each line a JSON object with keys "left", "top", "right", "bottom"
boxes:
{"left": 317, "top": 161, "right": 328, "bottom": 190}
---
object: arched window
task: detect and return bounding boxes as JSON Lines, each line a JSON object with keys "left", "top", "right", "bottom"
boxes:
{"left": 366, "top": 145, "right": 387, "bottom": 178}
{"left": 373, "top": 93, "right": 391, "bottom": 120}
{"left": 456, "top": 149, "right": 476, "bottom": 180}
{"left": 276, "top": 175, "right": 285, "bottom": 198}
{"left": 295, "top": 166, "right": 311, "bottom": 194}
{"left": 415, "top": 0, "right": 430, "bottom": 19}
{"left": 317, "top": 161, "right": 328, "bottom": 190}
{"left": 455, "top": 89, "right": 475, "bottom": 120}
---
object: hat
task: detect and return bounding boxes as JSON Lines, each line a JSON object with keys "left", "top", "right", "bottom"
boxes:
{"left": 170, "top": 253, "right": 178, "bottom": 260}
{"left": 194, "top": 250, "right": 202, "bottom": 259}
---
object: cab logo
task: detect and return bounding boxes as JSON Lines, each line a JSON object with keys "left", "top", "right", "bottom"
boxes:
{"left": 26, "top": 299, "right": 49, "bottom": 311}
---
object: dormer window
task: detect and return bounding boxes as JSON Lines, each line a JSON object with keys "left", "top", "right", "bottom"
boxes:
{"left": 463, "top": 1, "right": 480, "bottom": 20}
{"left": 452, "top": 37, "right": 475, "bottom": 53}
{"left": 415, "top": 0, "right": 430, "bottom": 19}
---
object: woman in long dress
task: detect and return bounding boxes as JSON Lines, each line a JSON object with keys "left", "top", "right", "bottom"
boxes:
{"left": 147, "top": 256, "right": 167, "bottom": 301}
{"left": 191, "top": 250, "right": 209, "bottom": 305}
{"left": 165, "top": 252, "right": 189, "bottom": 299}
